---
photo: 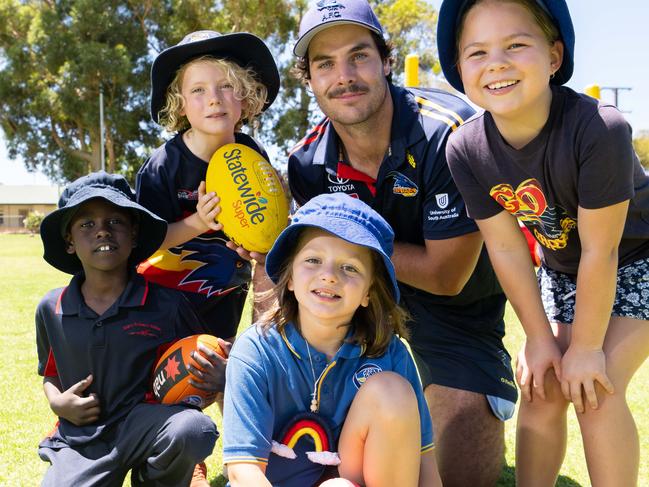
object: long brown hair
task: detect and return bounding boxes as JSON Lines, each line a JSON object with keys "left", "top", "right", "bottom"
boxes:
{"left": 258, "top": 228, "right": 408, "bottom": 357}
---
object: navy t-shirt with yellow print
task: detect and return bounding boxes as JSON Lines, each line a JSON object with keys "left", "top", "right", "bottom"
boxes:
{"left": 446, "top": 85, "right": 649, "bottom": 275}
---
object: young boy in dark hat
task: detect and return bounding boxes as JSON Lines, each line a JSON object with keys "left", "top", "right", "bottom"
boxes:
{"left": 136, "top": 30, "right": 280, "bottom": 347}
{"left": 36, "top": 171, "right": 222, "bottom": 487}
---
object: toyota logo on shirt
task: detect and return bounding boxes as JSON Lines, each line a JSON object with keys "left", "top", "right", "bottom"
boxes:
{"left": 327, "top": 174, "right": 355, "bottom": 193}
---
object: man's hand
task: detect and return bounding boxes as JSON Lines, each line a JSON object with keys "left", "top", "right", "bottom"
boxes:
{"left": 225, "top": 240, "right": 267, "bottom": 264}
{"left": 188, "top": 338, "right": 232, "bottom": 400}
{"left": 48, "top": 374, "right": 101, "bottom": 426}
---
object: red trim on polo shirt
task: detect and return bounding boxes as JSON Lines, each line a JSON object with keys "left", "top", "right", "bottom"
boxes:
{"left": 43, "top": 349, "right": 58, "bottom": 377}
{"left": 140, "top": 279, "right": 149, "bottom": 306}
{"left": 337, "top": 162, "right": 377, "bottom": 197}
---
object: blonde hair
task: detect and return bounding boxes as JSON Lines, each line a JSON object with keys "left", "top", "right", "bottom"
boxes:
{"left": 158, "top": 56, "right": 268, "bottom": 133}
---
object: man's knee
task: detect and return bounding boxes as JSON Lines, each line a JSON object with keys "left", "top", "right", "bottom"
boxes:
{"left": 425, "top": 385, "right": 504, "bottom": 487}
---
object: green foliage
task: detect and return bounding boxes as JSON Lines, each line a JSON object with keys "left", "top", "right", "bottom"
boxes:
{"left": 0, "top": 0, "right": 439, "bottom": 181}
{"left": 22, "top": 210, "right": 44, "bottom": 234}
{"left": 372, "top": 0, "right": 437, "bottom": 85}
{"left": 633, "top": 132, "right": 649, "bottom": 169}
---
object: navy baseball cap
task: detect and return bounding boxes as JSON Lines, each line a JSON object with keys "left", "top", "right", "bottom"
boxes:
{"left": 294, "top": 0, "right": 385, "bottom": 57}
{"left": 266, "top": 193, "right": 400, "bottom": 301}
{"left": 40, "top": 172, "right": 167, "bottom": 274}
{"left": 437, "top": 0, "right": 575, "bottom": 93}
{"left": 150, "top": 30, "right": 280, "bottom": 123}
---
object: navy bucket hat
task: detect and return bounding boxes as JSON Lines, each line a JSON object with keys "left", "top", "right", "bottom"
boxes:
{"left": 265, "top": 193, "right": 400, "bottom": 301}
{"left": 437, "top": 0, "right": 575, "bottom": 93}
{"left": 40, "top": 171, "right": 167, "bottom": 275}
{"left": 150, "top": 30, "right": 280, "bottom": 123}
{"left": 294, "top": 0, "right": 385, "bottom": 57}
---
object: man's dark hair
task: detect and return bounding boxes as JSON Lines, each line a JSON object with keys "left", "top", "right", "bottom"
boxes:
{"left": 291, "top": 31, "right": 394, "bottom": 85}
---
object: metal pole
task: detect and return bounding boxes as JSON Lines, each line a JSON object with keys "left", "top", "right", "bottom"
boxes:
{"left": 99, "top": 89, "right": 105, "bottom": 171}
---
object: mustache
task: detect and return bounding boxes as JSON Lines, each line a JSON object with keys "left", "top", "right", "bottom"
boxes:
{"left": 327, "top": 84, "right": 368, "bottom": 99}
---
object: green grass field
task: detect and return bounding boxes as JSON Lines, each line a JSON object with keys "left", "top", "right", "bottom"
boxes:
{"left": 0, "top": 233, "right": 647, "bottom": 486}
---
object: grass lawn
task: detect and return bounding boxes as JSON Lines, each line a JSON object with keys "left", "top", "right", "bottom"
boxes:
{"left": 0, "top": 233, "right": 647, "bottom": 486}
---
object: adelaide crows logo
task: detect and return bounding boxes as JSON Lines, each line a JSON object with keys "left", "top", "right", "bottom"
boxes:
{"left": 388, "top": 171, "right": 418, "bottom": 197}
{"left": 138, "top": 234, "right": 251, "bottom": 297}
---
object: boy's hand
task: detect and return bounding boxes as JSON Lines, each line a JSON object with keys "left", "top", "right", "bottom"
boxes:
{"left": 188, "top": 338, "right": 232, "bottom": 396}
{"left": 225, "top": 240, "right": 267, "bottom": 264}
{"left": 50, "top": 374, "right": 101, "bottom": 426}
{"left": 196, "top": 181, "right": 223, "bottom": 232}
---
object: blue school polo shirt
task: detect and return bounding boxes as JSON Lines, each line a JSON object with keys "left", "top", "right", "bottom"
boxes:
{"left": 222, "top": 322, "right": 433, "bottom": 487}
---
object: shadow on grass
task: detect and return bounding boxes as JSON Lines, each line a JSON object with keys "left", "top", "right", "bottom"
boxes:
{"left": 497, "top": 464, "right": 583, "bottom": 486}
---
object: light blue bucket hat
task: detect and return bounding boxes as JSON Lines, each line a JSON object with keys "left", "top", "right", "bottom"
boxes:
{"left": 265, "top": 193, "right": 400, "bottom": 301}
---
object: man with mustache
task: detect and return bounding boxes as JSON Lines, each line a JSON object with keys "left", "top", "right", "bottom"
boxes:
{"left": 287, "top": 1, "right": 516, "bottom": 486}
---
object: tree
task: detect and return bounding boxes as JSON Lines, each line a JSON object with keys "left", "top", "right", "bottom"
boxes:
{"left": 0, "top": 0, "right": 439, "bottom": 182}
{"left": 23, "top": 210, "right": 44, "bottom": 234}
{"left": 633, "top": 131, "right": 649, "bottom": 170}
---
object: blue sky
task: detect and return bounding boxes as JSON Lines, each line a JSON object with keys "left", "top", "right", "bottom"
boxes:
{"left": 2, "top": 0, "right": 648, "bottom": 184}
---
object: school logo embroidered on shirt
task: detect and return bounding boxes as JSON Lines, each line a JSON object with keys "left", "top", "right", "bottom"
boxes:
{"left": 353, "top": 363, "right": 383, "bottom": 389}
{"left": 177, "top": 189, "right": 197, "bottom": 201}
{"left": 388, "top": 171, "right": 418, "bottom": 197}
{"left": 435, "top": 193, "right": 449, "bottom": 209}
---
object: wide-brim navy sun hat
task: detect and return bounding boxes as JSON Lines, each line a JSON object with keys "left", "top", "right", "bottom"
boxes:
{"left": 40, "top": 171, "right": 167, "bottom": 275}
{"left": 294, "top": 0, "right": 385, "bottom": 57}
{"left": 437, "top": 0, "right": 575, "bottom": 93}
{"left": 150, "top": 30, "right": 280, "bottom": 123}
{"left": 265, "top": 193, "right": 400, "bottom": 301}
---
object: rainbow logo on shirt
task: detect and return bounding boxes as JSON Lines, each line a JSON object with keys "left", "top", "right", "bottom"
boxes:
{"left": 278, "top": 412, "right": 334, "bottom": 452}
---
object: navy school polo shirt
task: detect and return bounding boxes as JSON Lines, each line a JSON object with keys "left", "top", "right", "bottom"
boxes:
{"left": 223, "top": 323, "right": 433, "bottom": 487}
{"left": 135, "top": 132, "right": 267, "bottom": 310}
{"left": 288, "top": 84, "right": 503, "bottom": 312}
{"left": 35, "top": 272, "right": 208, "bottom": 444}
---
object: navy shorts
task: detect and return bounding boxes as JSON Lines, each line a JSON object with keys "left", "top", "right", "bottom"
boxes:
{"left": 538, "top": 256, "right": 649, "bottom": 324}
{"left": 403, "top": 292, "right": 517, "bottom": 421}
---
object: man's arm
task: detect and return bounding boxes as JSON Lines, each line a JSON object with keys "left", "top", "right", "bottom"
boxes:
{"left": 391, "top": 231, "right": 483, "bottom": 296}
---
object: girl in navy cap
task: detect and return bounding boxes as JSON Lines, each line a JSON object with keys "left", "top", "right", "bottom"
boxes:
{"left": 438, "top": 1, "right": 649, "bottom": 485}
{"left": 222, "top": 193, "right": 441, "bottom": 487}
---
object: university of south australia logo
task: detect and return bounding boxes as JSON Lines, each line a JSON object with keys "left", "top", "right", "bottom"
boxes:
{"left": 435, "top": 193, "right": 449, "bottom": 209}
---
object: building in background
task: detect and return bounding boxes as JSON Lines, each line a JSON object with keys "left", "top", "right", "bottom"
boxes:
{"left": 0, "top": 185, "right": 60, "bottom": 231}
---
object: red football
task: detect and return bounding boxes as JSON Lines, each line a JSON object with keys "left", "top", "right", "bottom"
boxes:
{"left": 152, "top": 334, "right": 225, "bottom": 408}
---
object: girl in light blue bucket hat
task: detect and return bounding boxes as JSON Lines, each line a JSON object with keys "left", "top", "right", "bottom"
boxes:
{"left": 222, "top": 193, "right": 442, "bottom": 487}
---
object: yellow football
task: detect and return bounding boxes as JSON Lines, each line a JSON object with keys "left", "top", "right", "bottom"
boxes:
{"left": 206, "top": 143, "right": 289, "bottom": 253}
